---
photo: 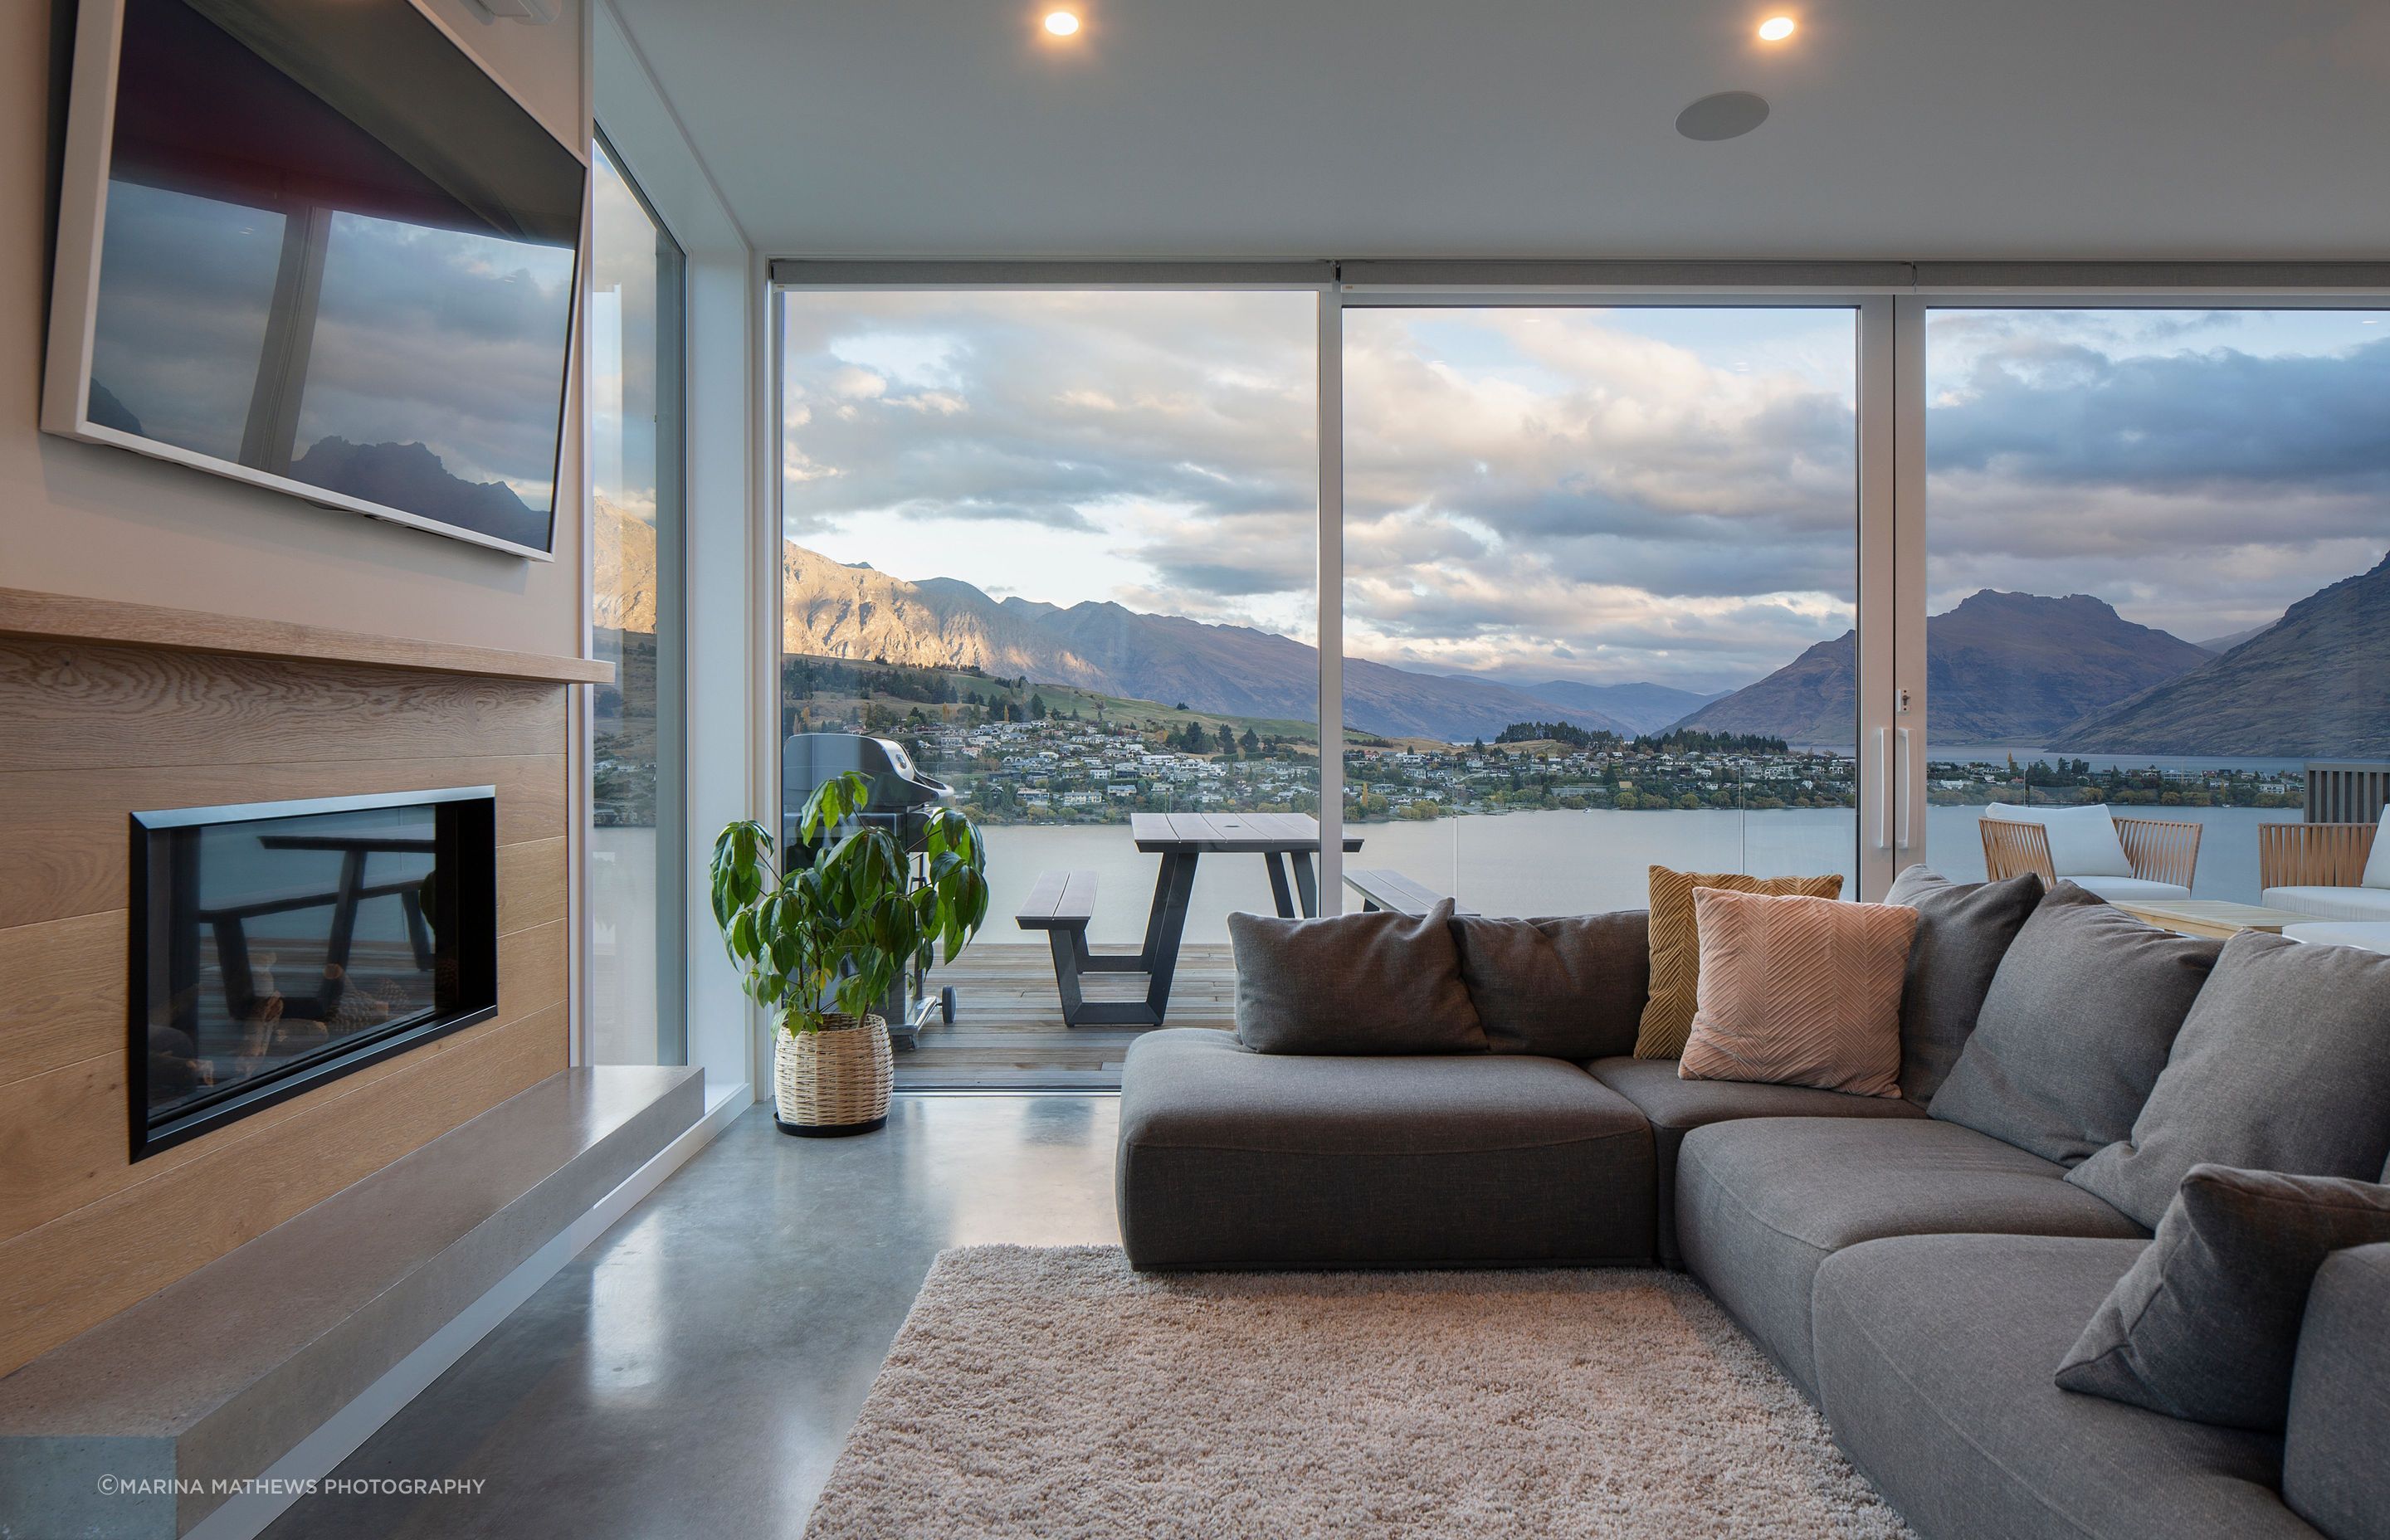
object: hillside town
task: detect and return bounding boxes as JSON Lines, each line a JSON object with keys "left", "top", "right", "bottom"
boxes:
{"left": 871, "top": 713, "right": 2307, "bottom": 826}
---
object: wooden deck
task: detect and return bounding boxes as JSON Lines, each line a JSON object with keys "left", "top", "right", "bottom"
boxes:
{"left": 906, "top": 942, "right": 1234, "bottom": 1089}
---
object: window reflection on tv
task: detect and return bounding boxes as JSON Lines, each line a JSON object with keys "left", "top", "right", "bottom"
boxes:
{"left": 70, "top": 0, "right": 583, "bottom": 555}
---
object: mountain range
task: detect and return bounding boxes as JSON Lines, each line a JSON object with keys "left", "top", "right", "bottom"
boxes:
{"left": 289, "top": 437, "right": 549, "bottom": 551}
{"left": 780, "top": 542, "right": 1638, "bottom": 740}
{"left": 593, "top": 496, "right": 659, "bottom": 633}
{"left": 1675, "top": 590, "right": 2215, "bottom": 745}
{"left": 2194, "top": 622, "right": 2275, "bottom": 654}
{"left": 602, "top": 519, "right": 2380, "bottom": 755}
{"left": 2050, "top": 550, "right": 2390, "bottom": 757}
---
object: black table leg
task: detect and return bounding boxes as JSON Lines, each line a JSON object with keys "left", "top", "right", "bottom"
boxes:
{"left": 1120, "top": 850, "right": 1186, "bottom": 974}
{"left": 1264, "top": 852, "right": 1296, "bottom": 918}
{"left": 1142, "top": 852, "right": 1198, "bottom": 1023}
{"left": 1290, "top": 850, "right": 1319, "bottom": 917}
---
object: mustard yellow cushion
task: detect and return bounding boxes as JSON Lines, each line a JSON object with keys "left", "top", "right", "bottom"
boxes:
{"left": 1633, "top": 865, "right": 1845, "bottom": 1059}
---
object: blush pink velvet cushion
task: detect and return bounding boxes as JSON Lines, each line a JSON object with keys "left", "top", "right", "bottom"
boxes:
{"left": 1680, "top": 888, "right": 1920, "bottom": 1099}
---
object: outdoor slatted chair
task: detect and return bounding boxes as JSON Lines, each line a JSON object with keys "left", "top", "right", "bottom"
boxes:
{"left": 1978, "top": 810, "right": 2201, "bottom": 899}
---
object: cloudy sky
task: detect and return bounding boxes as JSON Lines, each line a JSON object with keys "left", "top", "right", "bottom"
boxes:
{"left": 1925, "top": 309, "right": 2390, "bottom": 645}
{"left": 782, "top": 294, "right": 2388, "bottom": 693}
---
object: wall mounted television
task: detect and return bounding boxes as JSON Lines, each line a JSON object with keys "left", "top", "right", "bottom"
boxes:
{"left": 44, "top": 0, "right": 586, "bottom": 559}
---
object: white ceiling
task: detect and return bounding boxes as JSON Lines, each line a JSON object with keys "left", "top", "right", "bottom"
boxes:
{"left": 604, "top": 0, "right": 2390, "bottom": 261}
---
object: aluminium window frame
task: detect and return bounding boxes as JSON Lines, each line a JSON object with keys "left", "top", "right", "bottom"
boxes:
{"left": 765, "top": 260, "right": 2390, "bottom": 908}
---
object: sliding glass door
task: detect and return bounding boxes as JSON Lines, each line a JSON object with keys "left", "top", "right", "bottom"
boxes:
{"left": 1919, "top": 305, "right": 2390, "bottom": 904}
{"left": 1339, "top": 304, "right": 1868, "bottom": 914}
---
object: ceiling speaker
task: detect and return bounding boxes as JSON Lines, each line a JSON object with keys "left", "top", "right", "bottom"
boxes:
{"left": 1675, "top": 91, "right": 1771, "bottom": 142}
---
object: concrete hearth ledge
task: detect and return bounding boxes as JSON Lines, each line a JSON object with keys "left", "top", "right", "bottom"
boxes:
{"left": 0, "top": 1065, "right": 705, "bottom": 1540}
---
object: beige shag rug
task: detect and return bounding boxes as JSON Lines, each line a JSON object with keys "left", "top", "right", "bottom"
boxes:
{"left": 803, "top": 1246, "right": 1914, "bottom": 1539}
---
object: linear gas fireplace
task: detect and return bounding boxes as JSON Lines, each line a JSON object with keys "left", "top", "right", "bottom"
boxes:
{"left": 129, "top": 787, "right": 498, "bottom": 1160}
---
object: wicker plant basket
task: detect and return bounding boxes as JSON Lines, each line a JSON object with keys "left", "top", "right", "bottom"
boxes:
{"left": 773, "top": 1012, "right": 893, "bottom": 1137}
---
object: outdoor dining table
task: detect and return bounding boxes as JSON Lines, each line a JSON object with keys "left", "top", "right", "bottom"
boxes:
{"left": 1022, "top": 812, "right": 1363, "bottom": 1027}
{"left": 1125, "top": 811, "right": 1365, "bottom": 1019}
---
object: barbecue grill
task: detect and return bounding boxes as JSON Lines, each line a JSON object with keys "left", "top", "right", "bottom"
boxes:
{"left": 781, "top": 733, "right": 959, "bottom": 1047}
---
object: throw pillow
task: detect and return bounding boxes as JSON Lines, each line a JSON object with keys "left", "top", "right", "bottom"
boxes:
{"left": 1679, "top": 888, "right": 1918, "bottom": 1098}
{"left": 1884, "top": 865, "right": 2045, "bottom": 1106}
{"left": 1228, "top": 899, "right": 1486, "bottom": 1055}
{"left": 1929, "top": 883, "right": 2222, "bottom": 1166}
{"left": 1450, "top": 910, "right": 1651, "bottom": 1059}
{"left": 2363, "top": 806, "right": 2390, "bottom": 890}
{"left": 1633, "top": 865, "right": 1845, "bottom": 1059}
{"left": 2056, "top": 1164, "right": 2390, "bottom": 1430}
{"left": 1983, "top": 802, "right": 2134, "bottom": 878}
{"left": 2070, "top": 930, "right": 2390, "bottom": 1227}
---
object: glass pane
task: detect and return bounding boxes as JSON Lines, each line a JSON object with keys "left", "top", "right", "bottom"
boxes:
{"left": 588, "top": 138, "right": 686, "bottom": 1066}
{"left": 1341, "top": 306, "right": 1861, "bottom": 915}
{"left": 147, "top": 805, "right": 442, "bottom": 1126}
{"left": 87, "top": 181, "right": 287, "bottom": 461}
{"left": 295, "top": 212, "right": 575, "bottom": 550}
{"left": 779, "top": 290, "right": 1318, "bottom": 1086}
{"left": 1924, "top": 309, "right": 2389, "bottom": 904}
{"left": 134, "top": 792, "right": 497, "bottom": 1157}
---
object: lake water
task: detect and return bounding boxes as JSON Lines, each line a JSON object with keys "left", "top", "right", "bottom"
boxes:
{"left": 979, "top": 804, "right": 2302, "bottom": 947}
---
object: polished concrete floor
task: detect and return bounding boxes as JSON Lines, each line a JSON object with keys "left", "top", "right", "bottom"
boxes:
{"left": 264, "top": 1094, "right": 1121, "bottom": 1540}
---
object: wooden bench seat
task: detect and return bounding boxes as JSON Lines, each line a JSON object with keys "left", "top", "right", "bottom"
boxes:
{"left": 1015, "top": 868, "right": 1099, "bottom": 933}
{"left": 1342, "top": 867, "right": 1471, "bottom": 916}
{"left": 1016, "top": 870, "right": 1164, "bottom": 1026}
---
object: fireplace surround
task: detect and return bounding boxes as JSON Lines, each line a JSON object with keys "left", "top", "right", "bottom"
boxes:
{"left": 129, "top": 787, "right": 499, "bottom": 1159}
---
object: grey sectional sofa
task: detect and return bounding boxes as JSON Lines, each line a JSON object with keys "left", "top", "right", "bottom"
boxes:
{"left": 1115, "top": 897, "right": 2390, "bottom": 1540}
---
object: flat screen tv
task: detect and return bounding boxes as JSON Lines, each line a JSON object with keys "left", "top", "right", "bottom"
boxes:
{"left": 44, "top": 0, "right": 586, "bottom": 558}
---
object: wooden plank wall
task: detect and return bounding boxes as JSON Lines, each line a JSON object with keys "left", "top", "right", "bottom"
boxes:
{"left": 0, "top": 637, "right": 572, "bottom": 1375}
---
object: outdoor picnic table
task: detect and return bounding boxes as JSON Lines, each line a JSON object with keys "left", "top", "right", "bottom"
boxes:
{"left": 1124, "top": 811, "right": 1365, "bottom": 1019}
{"left": 1132, "top": 811, "right": 1363, "bottom": 919}
{"left": 1018, "top": 813, "right": 1363, "bottom": 1027}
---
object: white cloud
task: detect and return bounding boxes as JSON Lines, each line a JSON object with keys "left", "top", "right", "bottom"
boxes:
{"left": 778, "top": 295, "right": 2388, "bottom": 692}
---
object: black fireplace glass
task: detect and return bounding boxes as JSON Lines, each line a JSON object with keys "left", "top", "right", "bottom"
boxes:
{"left": 130, "top": 787, "right": 497, "bottom": 1159}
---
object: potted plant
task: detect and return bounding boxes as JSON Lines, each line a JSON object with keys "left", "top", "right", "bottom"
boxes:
{"left": 710, "top": 771, "right": 988, "bottom": 1136}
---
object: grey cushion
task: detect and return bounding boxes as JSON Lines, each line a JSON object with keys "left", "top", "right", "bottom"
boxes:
{"left": 1227, "top": 899, "right": 1485, "bottom": 1055}
{"left": 2285, "top": 1243, "right": 2390, "bottom": 1540}
{"left": 2057, "top": 1165, "right": 2390, "bottom": 1431}
{"left": 1884, "top": 864, "right": 2044, "bottom": 1105}
{"left": 1675, "top": 1116, "right": 2147, "bottom": 1398}
{"left": 1815, "top": 1234, "right": 2318, "bottom": 1540}
{"left": 1583, "top": 1055, "right": 1927, "bottom": 1268}
{"left": 2071, "top": 932, "right": 2390, "bottom": 1227}
{"left": 1115, "top": 1028, "right": 1653, "bottom": 1269}
{"left": 1931, "top": 882, "right": 2223, "bottom": 1166}
{"left": 1451, "top": 909, "right": 1650, "bottom": 1059}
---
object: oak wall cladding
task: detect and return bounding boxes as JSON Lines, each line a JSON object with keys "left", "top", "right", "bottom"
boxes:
{"left": 0, "top": 594, "right": 598, "bottom": 1375}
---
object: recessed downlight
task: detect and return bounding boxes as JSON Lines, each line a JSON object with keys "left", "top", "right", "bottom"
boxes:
{"left": 1043, "top": 10, "right": 1080, "bottom": 36}
{"left": 1675, "top": 90, "right": 1771, "bottom": 141}
{"left": 1758, "top": 15, "right": 1797, "bottom": 41}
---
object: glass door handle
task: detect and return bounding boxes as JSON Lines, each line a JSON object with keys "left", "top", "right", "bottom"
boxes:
{"left": 1873, "top": 728, "right": 1890, "bottom": 853}
{"left": 1895, "top": 727, "right": 1914, "bottom": 852}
